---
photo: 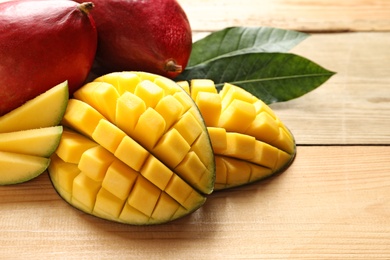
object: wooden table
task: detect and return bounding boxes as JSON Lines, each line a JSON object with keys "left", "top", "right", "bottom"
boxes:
{"left": 1, "top": 0, "right": 390, "bottom": 259}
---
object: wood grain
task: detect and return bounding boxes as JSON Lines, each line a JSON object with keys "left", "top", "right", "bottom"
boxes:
{"left": 1, "top": 146, "right": 390, "bottom": 259}
{"left": 1, "top": 0, "right": 390, "bottom": 259}
{"left": 179, "top": 0, "right": 390, "bottom": 32}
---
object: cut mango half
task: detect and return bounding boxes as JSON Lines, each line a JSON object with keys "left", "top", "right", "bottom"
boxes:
{"left": 178, "top": 79, "right": 296, "bottom": 190}
{"left": 48, "top": 72, "right": 215, "bottom": 225}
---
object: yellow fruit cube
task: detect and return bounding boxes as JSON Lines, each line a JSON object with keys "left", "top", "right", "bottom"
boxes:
{"left": 62, "top": 99, "right": 105, "bottom": 138}
{"left": 78, "top": 146, "right": 115, "bottom": 182}
{"left": 116, "top": 92, "right": 146, "bottom": 136}
{"left": 92, "top": 119, "right": 126, "bottom": 153}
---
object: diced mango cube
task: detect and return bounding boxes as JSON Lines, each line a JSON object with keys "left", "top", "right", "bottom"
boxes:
{"left": 74, "top": 82, "right": 119, "bottom": 123}
{"left": 253, "top": 99, "right": 276, "bottom": 119}
{"left": 116, "top": 92, "right": 146, "bottom": 136}
{"left": 245, "top": 112, "right": 280, "bottom": 144}
{"left": 62, "top": 99, "right": 105, "bottom": 138}
{"left": 220, "top": 83, "right": 257, "bottom": 109}
{"left": 250, "top": 141, "right": 279, "bottom": 169}
{"left": 275, "top": 149, "right": 294, "bottom": 171}
{"left": 214, "top": 156, "right": 228, "bottom": 187}
{"left": 132, "top": 107, "right": 166, "bottom": 149}
{"left": 154, "top": 95, "right": 184, "bottom": 131}
{"left": 55, "top": 129, "right": 98, "bottom": 164}
{"left": 116, "top": 72, "right": 141, "bottom": 94}
{"left": 151, "top": 192, "right": 180, "bottom": 222}
{"left": 272, "top": 126, "right": 295, "bottom": 154}
{"left": 218, "top": 99, "right": 256, "bottom": 133}
{"left": 154, "top": 77, "right": 182, "bottom": 96}
{"left": 195, "top": 92, "right": 221, "bottom": 127}
{"left": 92, "top": 119, "right": 126, "bottom": 153}
{"left": 207, "top": 127, "right": 227, "bottom": 154}
{"left": 165, "top": 174, "right": 204, "bottom": 210}
{"left": 249, "top": 164, "right": 273, "bottom": 183}
{"left": 223, "top": 157, "right": 251, "bottom": 187}
{"left": 48, "top": 154, "right": 80, "bottom": 201}
{"left": 152, "top": 128, "right": 190, "bottom": 169}
{"left": 127, "top": 176, "right": 161, "bottom": 217}
{"left": 114, "top": 135, "right": 149, "bottom": 172}
{"left": 72, "top": 172, "right": 102, "bottom": 212}
{"left": 134, "top": 80, "right": 164, "bottom": 108}
{"left": 94, "top": 72, "right": 120, "bottom": 89}
{"left": 78, "top": 146, "right": 115, "bottom": 182}
{"left": 94, "top": 188, "right": 125, "bottom": 220}
{"left": 141, "top": 156, "right": 173, "bottom": 190}
{"left": 102, "top": 159, "right": 138, "bottom": 200}
{"left": 189, "top": 79, "right": 217, "bottom": 100}
{"left": 222, "top": 132, "right": 256, "bottom": 161}
{"left": 173, "top": 111, "right": 202, "bottom": 146}
{"left": 175, "top": 80, "right": 190, "bottom": 94}
{"left": 173, "top": 91, "right": 192, "bottom": 112}
{"left": 188, "top": 131, "right": 215, "bottom": 171}
{"left": 119, "top": 202, "right": 150, "bottom": 224}
{"left": 174, "top": 151, "right": 208, "bottom": 193}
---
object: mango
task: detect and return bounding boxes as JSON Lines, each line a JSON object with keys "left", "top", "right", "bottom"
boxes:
{"left": 0, "top": 0, "right": 97, "bottom": 116}
{"left": 48, "top": 72, "right": 215, "bottom": 225}
{"left": 178, "top": 79, "right": 296, "bottom": 190}
{"left": 0, "top": 82, "right": 68, "bottom": 185}
{"left": 74, "top": 0, "right": 192, "bottom": 79}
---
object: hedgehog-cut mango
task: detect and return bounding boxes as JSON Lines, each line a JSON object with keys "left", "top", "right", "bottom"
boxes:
{"left": 48, "top": 72, "right": 215, "bottom": 225}
{"left": 177, "top": 79, "right": 296, "bottom": 191}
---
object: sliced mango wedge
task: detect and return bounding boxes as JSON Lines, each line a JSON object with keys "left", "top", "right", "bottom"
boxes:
{"left": 0, "top": 81, "right": 68, "bottom": 185}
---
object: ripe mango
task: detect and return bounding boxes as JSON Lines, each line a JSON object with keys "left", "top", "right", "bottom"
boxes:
{"left": 178, "top": 79, "right": 296, "bottom": 190}
{"left": 48, "top": 72, "right": 215, "bottom": 225}
{"left": 74, "top": 0, "right": 192, "bottom": 79}
{"left": 0, "top": 0, "right": 97, "bottom": 116}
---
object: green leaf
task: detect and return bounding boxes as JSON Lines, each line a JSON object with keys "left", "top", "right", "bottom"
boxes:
{"left": 188, "top": 26, "right": 309, "bottom": 67}
{"left": 177, "top": 52, "right": 335, "bottom": 104}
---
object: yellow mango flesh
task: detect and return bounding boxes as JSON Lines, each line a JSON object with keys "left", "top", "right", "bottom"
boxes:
{"left": 49, "top": 72, "right": 215, "bottom": 225}
{"left": 0, "top": 151, "right": 50, "bottom": 185}
{"left": 0, "top": 81, "right": 68, "bottom": 133}
{"left": 0, "top": 126, "right": 63, "bottom": 157}
{"left": 184, "top": 80, "right": 296, "bottom": 190}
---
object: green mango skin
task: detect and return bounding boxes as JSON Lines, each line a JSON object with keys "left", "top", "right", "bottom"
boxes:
{"left": 75, "top": 0, "right": 192, "bottom": 79}
{"left": 0, "top": 0, "right": 97, "bottom": 116}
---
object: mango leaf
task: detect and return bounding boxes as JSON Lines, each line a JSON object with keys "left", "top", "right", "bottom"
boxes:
{"left": 188, "top": 26, "right": 309, "bottom": 67}
{"left": 176, "top": 52, "right": 335, "bottom": 104}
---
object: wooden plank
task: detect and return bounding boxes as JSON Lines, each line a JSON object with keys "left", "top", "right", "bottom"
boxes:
{"left": 0, "top": 146, "right": 389, "bottom": 259}
{"left": 179, "top": 0, "right": 390, "bottom": 32}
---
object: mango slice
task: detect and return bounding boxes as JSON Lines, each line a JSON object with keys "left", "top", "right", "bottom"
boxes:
{"left": 178, "top": 79, "right": 296, "bottom": 190}
{"left": 0, "top": 126, "right": 63, "bottom": 157}
{"left": 48, "top": 72, "right": 215, "bottom": 225}
{"left": 0, "top": 82, "right": 68, "bottom": 185}
{"left": 0, "top": 151, "right": 50, "bottom": 185}
{"left": 0, "top": 81, "right": 68, "bottom": 133}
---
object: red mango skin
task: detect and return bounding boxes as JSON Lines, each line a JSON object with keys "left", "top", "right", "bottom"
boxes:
{"left": 0, "top": 0, "right": 97, "bottom": 116}
{"left": 75, "top": 0, "right": 192, "bottom": 79}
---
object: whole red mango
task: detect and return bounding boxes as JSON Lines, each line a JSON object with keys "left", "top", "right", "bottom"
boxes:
{"left": 74, "top": 0, "right": 192, "bottom": 79}
{"left": 0, "top": 0, "right": 97, "bottom": 116}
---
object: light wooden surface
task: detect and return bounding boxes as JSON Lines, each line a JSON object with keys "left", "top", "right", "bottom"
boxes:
{"left": 1, "top": 0, "right": 390, "bottom": 259}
